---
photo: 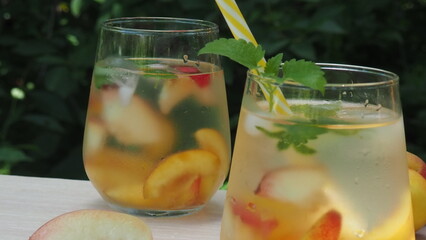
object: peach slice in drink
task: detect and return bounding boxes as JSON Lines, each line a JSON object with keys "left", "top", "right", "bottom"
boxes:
{"left": 195, "top": 128, "right": 230, "bottom": 183}
{"left": 84, "top": 147, "right": 156, "bottom": 196}
{"left": 255, "top": 165, "right": 367, "bottom": 239}
{"left": 158, "top": 76, "right": 196, "bottom": 114}
{"left": 256, "top": 166, "right": 328, "bottom": 207}
{"left": 224, "top": 194, "right": 309, "bottom": 240}
{"left": 143, "top": 149, "right": 220, "bottom": 209}
{"left": 302, "top": 209, "right": 342, "bottom": 240}
{"left": 101, "top": 87, "right": 175, "bottom": 153}
{"left": 83, "top": 118, "right": 107, "bottom": 156}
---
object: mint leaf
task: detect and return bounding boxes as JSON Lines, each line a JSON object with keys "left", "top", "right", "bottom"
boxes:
{"left": 256, "top": 124, "right": 328, "bottom": 154}
{"left": 198, "top": 38, "right": 265, "bottom": 70}
{"left": 290, "top": 103, "right": 341, "bottom": 120}
{"left": 264, "top": 53, "right": 283, "bottom": 77}
{"left": 282, "top": 59, "right": 327, "bottom": 94}
{"left": 143, "top": 68, "right": 176, "bottom": 80}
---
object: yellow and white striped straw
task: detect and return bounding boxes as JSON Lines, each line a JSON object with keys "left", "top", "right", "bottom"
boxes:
{"left": 215, "top": 0, "right": 292, "bottom": 115}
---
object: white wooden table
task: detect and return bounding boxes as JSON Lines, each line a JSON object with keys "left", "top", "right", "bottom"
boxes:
{"left": 0, "top": 174, "right": 425, "bottom": 240}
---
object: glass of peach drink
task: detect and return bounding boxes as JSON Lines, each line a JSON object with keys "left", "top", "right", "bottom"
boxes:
{"left": 221, "top": 64, "right": 415, "bottom": 239}
{"left": 83, "top": 17, "right": 230, "bottom": 216}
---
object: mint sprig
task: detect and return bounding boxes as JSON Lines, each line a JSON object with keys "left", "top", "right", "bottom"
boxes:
{"left": 198, "top": 38, "right": 264, "bottom": 71}
{"left": 198, "top": 38, "right": 326, "bottom": 93}
{"left": 256, "top": 124, "right": 328, "bottom": 154}
{"left": 281, "top": 59, "right": 326, "bottom": 94}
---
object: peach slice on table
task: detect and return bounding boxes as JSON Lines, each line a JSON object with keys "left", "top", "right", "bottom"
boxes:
{"left": 195, "top": 128, "right": 230, "bottom": 183}
{"left": 302, "top": 210, "right": 342, "bottom": 240}
{"left": 29, "top": 209, "right": 152, "bottom": 240}
{"left": 143, "top": 149, "right": 220, "bottom": 209}
{"left": 101, "top": 87, "right": 175, "bottom": 150}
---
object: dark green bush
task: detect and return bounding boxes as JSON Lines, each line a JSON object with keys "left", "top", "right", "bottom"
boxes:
{"left": 1, "top": 0, "right": 425, "bottom": 179}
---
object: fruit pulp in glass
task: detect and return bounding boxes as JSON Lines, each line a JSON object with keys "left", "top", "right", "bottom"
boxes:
{"left": 83, "top": 57, "right": 230, "bottom": 211}
{"left": 221, "top": 100, "right": 414, "bottom": 240}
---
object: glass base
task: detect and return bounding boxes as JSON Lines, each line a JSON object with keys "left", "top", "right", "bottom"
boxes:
{"left": 107, "top": 203, "right": 204, "bottom": 217}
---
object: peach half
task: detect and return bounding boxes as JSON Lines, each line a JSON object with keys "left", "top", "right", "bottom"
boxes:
{"left": 256, "top": 166, "right": 328, "bottom": 206}
{"left": 101, "top": 87, "right": 175, "bottom": 150}
{"left": 195, "top": 128, "right": 230, "bottom": 184}
{"left": 407, "top": 152, "right": 426, "bottom": 230}
{"left": 29, "top": 209, "right": 152, "bottom": 240}
{"left": 302, "top": 210, "right": 342, "bottom": 240}
{"left": 143, "top": 149, "right": 220, "bottom": 209}
{"left": 158, "top": 77, "right": 196, "bottom": 114}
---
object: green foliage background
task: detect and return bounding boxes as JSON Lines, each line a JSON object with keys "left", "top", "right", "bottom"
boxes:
{"left": 1, "top": 0, "right": 426, "bottom": 179}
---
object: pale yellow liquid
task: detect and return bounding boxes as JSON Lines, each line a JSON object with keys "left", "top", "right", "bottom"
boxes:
{"left": 83, "top": 58, "right": 230, "bottom": 212}
{"left": 221, "top": 100, "right": 414, "bottom": 240}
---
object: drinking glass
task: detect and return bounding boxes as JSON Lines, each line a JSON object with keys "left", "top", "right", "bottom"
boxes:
{"left": 83, "top": 17, "right": 230, "bottom": 217}
{"left": 221, "top": 64, "right": 415, "bottom": 239}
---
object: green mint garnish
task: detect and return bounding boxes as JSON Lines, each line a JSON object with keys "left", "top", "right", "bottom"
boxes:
{"left": 106, "top": 136, "right": 142, "bottom": 153}
{"left": 199, "top": 38, "right": 264, "bottom": 71}
{"left": 281, "top": 59, "right": 326, "bottom": 94}
{"left": 198, "top": 38, "right": 326, "bottom": 93}
{"left": 256, "top": 124, "right": 328, "bottom": 154}
{"left": 290, "top": 103, "right": 341, "bottom": 120}
{"left": 199, "top": 38, "right": 330, "bottom": 154}
{"left": 264, "top": 53, "right": 283, "bottom": 77}
{"left": 142, "top": 68, "right": 177, "bottom": 80}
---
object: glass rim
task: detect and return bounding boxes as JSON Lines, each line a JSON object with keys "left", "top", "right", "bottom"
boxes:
{"left": 102, "top": 17, "right": 219, "bottom": 34}
{"left": 248, "top": 63, "right": 399, "bottom": 88}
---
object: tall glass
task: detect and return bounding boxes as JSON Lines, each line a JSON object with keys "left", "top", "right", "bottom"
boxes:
{"left": 83, "top": 17, "right": 230, "bottom": 217}
{"left": 221, "top": 64, "right": 414, "bottom": 239}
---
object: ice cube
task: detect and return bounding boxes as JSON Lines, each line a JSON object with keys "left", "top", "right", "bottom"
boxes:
{"left": 102, "top": 57, "right": 140, "bottom": 105}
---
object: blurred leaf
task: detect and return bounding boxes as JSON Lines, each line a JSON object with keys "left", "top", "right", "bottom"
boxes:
{"left": 178, "top": 0, "right": 206, "bottom": 10}
{"left": 71, "top": 0, "right": 83, "bottom": 17}
{"left": 0, "top": 35, "right": 18, "bottom": 46}
{"left": 313, "top": 5, "right": 346, "bottom": 19}
{"left": 111, "top": 3, "right": 123, "bottom": 16}
{"left": 30, "top": 91, "right": 74, "bottom": 122}
{"left": 45, "top": 67, "right": 78, "bottom": 98}
{"left": 380, "top": 30, "right": 403, "bottom": 43}
{"left": 32, "top": 132, "right": 62, "bottom": 159}
{"left": 66, "top": 34, "right": 80, "bottom": 46}
{"left": 0, "top": 88, "right": 6, "bottom": 97}
{"left": 0, "top": 147, "right": 32, "bottom": 163}
{"left": 13, "top": 40, "right": 56, "bottom": 56}
{"left": 36, "top": 55, "right": 66, "bottom": 65}
{"left": 49, "top": 146, "right": 87, "bottom": 180}
{"left": 289, "top": 42, "right": 316, "bottom": 60}
{"left": 315, "top": 20, "right": 345, "bottom": 34}
{"left": 264, "top": 39, "right": 290, "bottom": 56}
{"left": 0, "top": 163, "right": 11, "bottom": 175}
{"left": 23, "top": 114, "right": 65, "bottom": 133}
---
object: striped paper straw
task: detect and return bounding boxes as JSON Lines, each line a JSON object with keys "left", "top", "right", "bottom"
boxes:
{"left": 215, "top": 0, "right": 292, "bottom": 115}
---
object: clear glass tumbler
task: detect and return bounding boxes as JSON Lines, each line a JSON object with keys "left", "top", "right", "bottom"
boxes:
{"left": 221, "top": 64, "right": 414, "bottom": 239}
{"left": 83, "top": 17, "right": 230, "bottom": 217}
